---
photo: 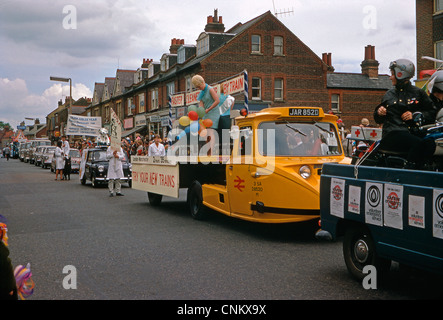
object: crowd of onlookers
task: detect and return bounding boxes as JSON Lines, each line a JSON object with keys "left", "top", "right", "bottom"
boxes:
{"left": 121, "top": 133, "right": 168, "bottom": 158}
{"left": 67, "top": 132, "right": 168, "bottom": 161}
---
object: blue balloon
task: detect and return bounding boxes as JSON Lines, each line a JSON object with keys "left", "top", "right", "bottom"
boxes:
{"left": 190, "top": 121, "right": 200, "bottom": 135}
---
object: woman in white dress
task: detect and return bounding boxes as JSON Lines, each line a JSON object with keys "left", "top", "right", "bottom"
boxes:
{"left": 54, "top": 140, "right": 65, "bottom": 180}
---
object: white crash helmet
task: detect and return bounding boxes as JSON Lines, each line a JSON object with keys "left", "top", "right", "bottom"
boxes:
{"left": 430, "top": 70, "right": 443, "bottom": 94}
{"left": 389, "top": 58, "right": 415, "bottom": 80}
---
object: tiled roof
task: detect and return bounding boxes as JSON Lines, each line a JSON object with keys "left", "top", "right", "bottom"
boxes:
{"left": 327, "top": 73, "right": 392, "bottom": 90}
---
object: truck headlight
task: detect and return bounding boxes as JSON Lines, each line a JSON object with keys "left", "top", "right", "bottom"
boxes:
{"left": 299, "top": 165, "right": 311, "bottom": 179}
{"left": 98, "top": 165, "right": 104, "bottom": 172}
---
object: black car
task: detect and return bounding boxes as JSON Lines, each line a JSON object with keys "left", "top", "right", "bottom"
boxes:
{"left": 80, "top": 147, "right": 132, "bottom": 188}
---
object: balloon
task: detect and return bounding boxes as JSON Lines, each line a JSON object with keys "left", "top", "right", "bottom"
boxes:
{"left": 196, "top": 106, "right": 206, "bottom": 118}
{"left": 188, "top": 105, "right": 198, "bottom": 113}
{"left": 176, "top": 130, "right": 186, "bottom": 140}
{"left": 202, "top": 119, "right": 213, "bottom": 128}
{"left": 179, "top": 116, "right": 190, "bottom": 127}
{"left": 199, "top": 128, "right": 208, "bottom": 138}
{"left": 188, "top": 110, "right": 198, "bottom": 121}
{"left": 190, "top": 121, "right": 200, "bottom": 136}
{"left": 240, "top": 108, "right": 248, "bottom": 116}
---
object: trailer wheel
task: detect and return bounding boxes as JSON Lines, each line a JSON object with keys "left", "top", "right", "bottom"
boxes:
{"left": 343, "top": 224, "right": 390, "bottom": 281}
{"left": 148, "top": 192, "right": 162, "bottom": 206}
{"left": 188, "top": 181, "right": 206, "bottom": 220}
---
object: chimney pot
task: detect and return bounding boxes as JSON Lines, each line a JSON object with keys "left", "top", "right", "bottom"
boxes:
{"left": 361, "top": 45, "right": 379, "bottom": 79}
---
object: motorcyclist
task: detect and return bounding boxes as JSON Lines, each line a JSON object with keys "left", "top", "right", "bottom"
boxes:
{"left": 374, "top": 58, "right": 437, "bottom": 169}
{"left": 429, "top": 70, "right": 443, "bottom": 116}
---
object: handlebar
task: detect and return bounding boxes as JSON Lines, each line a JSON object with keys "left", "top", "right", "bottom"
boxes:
{"left": 419, "top": 122, "right": 443, "bottom": 132}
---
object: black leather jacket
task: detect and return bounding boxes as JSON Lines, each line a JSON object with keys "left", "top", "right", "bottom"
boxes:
{"left": 374, "top": 81, "right": 437, "bottom": 136}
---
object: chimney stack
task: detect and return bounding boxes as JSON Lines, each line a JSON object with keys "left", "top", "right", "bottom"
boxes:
{"left": 169, "top": 38, "right": 184, "bottom": 54}
{"left": 361, "top": 45, "right": 379, "bottom": 79}
{"left": 322, "top": 52, "right": 334, "bottom": 71}
{"left": 142, "top": 58, "right": 153, "bottom": 68}
{"left": 204, "top": 9, "right": 225, "bottom": 33}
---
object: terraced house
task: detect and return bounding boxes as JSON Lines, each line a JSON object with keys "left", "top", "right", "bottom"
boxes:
{"left": 88, "top": 9, "right": 391, "bottom": 139}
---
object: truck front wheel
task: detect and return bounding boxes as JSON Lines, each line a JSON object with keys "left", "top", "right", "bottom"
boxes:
{"left": 188, "top": 182, "right": 206, "bottom": 220}
{"left": 343, "top": 225, "right": 390, "bottom": 281}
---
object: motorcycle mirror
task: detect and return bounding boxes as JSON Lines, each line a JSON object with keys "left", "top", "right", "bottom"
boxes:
{"left": 412, "top": 112, "right": 424, "bottom": 126}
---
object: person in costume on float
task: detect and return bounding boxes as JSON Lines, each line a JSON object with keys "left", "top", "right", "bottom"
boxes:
{"left": 192, "top": 75, "right": 220, "bottom": 155}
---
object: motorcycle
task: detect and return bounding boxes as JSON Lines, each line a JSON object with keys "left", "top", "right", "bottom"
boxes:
{"left": 355, "top": 110, "right": 443, "bottom": 171}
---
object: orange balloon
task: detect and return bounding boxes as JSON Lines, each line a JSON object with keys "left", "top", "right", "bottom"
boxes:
{"left": 202, "top": 119, "right": 213, "bottom": 128}
{"left": 199, "top": 128, "right": 208, "bottom": 138}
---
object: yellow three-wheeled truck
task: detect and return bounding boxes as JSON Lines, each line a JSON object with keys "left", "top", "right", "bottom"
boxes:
{"left": 131, "top": 106, "right": 349, "bottom": 223}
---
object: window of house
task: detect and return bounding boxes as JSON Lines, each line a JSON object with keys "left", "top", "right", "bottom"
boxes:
{"left": 167, "top": 82, "right": 175, "bottom": 97}
{"left": 185, "top": 76, "right": 192, "bottom": 92}
{"left": 177, "top": 46, "right": 186, "bottom": 64}
{"left": 105, "top": 106, "right": 110, "bottom": 122}
{"left": 116, "top": 102, "right": 122, "bottom": 119}
{"left": 435, "top": 0, "right": 443, "bottom": 12}
{"left": 151, "top": 88, "right": 159, "bottom": 110}
{"left": 331, "top": 94, "right": 340, "bottom": 112}
{"left": 148, "top": 64, "right": 155, "bottom": 78}
{"left": 251, "top": 77, "right": 261, "bottom": 100}
{"left": 127, "top": 98, "right": 133, "bottom": 116}
{"left": 251, "top": 35, "right": 261, "bottom": 53}
{"left": 139, "top": 93, "right": 145, "bottom": 113}
{"left": 436, "top": 41, "right": 443, "bottom": 68}
{"left": 274, "top": 79, "right": 284, "bottom": 100}
{"left": 274, "top": 36, "right": 284, "bottom": 55}
{"left": 197, "top": 34, "right": 209, "bottom": 57}
{"left": 161, "top": 58, "right": 167, "bottom": 72}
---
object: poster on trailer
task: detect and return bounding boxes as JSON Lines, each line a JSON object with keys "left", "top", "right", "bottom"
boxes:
{"left": 433, "top": 189, "right": 443, "bottom": 240}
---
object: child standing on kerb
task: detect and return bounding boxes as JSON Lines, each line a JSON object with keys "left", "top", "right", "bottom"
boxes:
{"left": 0, "top": 216, "right": 18, "bottom": 300}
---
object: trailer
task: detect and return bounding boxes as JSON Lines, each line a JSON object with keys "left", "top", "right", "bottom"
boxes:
{"left": 316, "top": 162, "right": 443, "bottom": 280}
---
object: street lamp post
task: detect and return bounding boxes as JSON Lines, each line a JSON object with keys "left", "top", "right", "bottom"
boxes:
{"left": 50, "top": 76, "right": 72, "bottom": 142}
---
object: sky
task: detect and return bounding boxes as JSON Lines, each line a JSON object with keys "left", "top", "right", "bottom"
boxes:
{"left": 0, "top": 0, "right": 416, "bottom": 130}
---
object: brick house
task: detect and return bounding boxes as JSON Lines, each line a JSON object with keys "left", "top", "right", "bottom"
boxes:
{"left": 102, "top": 9, "right": 332, "bottom": 138}
{"left": 88, "top": 9, "right": 395, "bottom": 139}
{"left": 326, "top": 45, "right": 392, "bottom": 127}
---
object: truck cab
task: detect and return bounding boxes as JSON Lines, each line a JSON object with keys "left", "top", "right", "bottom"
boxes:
{"left": 132, "top": 106, "right": 349, "bottom": 223}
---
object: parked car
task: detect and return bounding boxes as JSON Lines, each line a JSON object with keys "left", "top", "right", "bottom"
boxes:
{"left": 17, "top": 142, "right": 27, "bottom": 160}
{"left": 68, "top": 148, "right": 81, "bottom": 173}
{"left": 33, "top": 146, "right": 47, "bottom": 166}
{"left": 27, "top": 139, "right": 51, "bottom": 164}
{"left": 80, "top": 147, "right": 132, "bottom": 188}
{"left": 51, "top": 148, "right": 81, "bottom": 172}
{"left": 42, "top": 146, "right": 56, "bottom": 169}
{"left": 20, "top": 141, "right": 31, "bottom": 162}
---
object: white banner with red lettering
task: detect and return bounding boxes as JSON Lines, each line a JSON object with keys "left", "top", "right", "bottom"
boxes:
{"left": 131, "top": 156, "right": 179, "bottom": 198}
